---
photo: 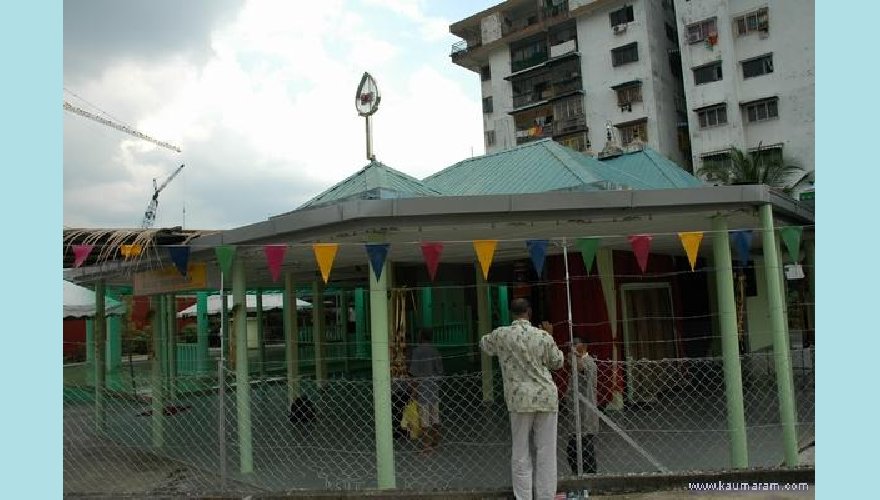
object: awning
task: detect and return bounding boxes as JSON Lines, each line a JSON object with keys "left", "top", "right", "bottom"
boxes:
{"left": 739, "top": 95, "right": 778, "bottom": 107}
{"left": 611, "top": 79, "right": 642, "bottom": 90}
{"left": 692, "top": 101, "right": 727, "bottom": 112}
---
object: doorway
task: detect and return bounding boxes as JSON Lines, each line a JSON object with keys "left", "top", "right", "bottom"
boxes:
{"left": 621, "top": 283, "right": 679, "bottom": 402}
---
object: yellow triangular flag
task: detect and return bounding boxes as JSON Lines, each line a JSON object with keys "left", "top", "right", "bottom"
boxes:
{"left": 312, "top": 243, "right": 339, "bottom": 283}
{"left": 473, "top": 240, "right": 498, "bottom": 280}
{"left": 678, "top": 232, "right": 704, "bottom": 271}
{"left": 121, "top": 244, "right": 142, "bottom": 258}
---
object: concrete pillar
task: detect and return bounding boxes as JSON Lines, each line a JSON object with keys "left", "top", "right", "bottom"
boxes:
{"left": 94, "top": 280, "right": 107, "bottom": 432}
{"left": 196, "top": 292, "right": 209, "bottom": 374}
{"left": 232, "top": 257, "right": 253, "bottom": 473}
{"left": 283, "top": 272, "right": 300, "bottom": 403}
{"left": 106, "top": 288, "right": 122, "bottom": 390}
{"left": 85, "top": 319, "right": 94, "bottom": 385}
{"left": 711, "top": 216, "right": 749, "bottom": 467}
{"left": 313, "top": 280, "right": 327, "bottom": 387}
{"left": 165, "top": 294, "right": 177, "bottom": 400}
{"left": 759, "top": 204, "right": 799, "bottom": 466}
{"left": 498, "top": 285, "right": 510, "bottom": 325}
{"left": 476, "top": 265, "right": 493, "bottom": 402}
{"left": 256, "top": 289, "right": 265, "bottom": 379}
{"left": 369, "top": 254, "right": 395, "bottom": 488}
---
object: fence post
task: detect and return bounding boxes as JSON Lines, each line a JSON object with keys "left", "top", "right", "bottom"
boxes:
{"left": 256, "top": 288, "right": 265, "bottom": 379}
{"left": 711, "top": 216, "right": 749, "bottom": 468}
{"left": 369, "top": 255, "right": 395, "bottom": 489}
{"left": 759, "top": 204, "right": 799, "bottom": 466}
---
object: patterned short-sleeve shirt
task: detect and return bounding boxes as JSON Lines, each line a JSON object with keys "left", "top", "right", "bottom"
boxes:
{"left": 480, "top": 319, "right": 564, "bottom": 413}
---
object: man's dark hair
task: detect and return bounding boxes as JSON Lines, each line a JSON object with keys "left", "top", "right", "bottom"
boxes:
{"left": 510, "top": 298, "right": 531, "bottom": 316}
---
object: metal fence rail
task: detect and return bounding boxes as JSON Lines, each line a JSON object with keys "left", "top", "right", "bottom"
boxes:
{"left": 63, "top": 350, "right": 814, "bottom": 495}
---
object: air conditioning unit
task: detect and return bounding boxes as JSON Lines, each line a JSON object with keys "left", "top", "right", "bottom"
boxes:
{"left": 613, "top": 23, "right": 627, "bottom": 35}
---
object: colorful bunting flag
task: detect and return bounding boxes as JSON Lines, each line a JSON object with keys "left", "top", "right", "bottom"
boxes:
{"left": 215, "top": 245, "right": 236, "bottom": 275}
{"left": 473, "top": 240, "right": 498, "bottom": 280}
{"left": 575, "top": 238, "right": 601, "bottom": 275}
{"left": 678, "top": 232, "right": 704, "bottom": 271}
{"left": 365, "top": 243, "right": 390, "bottom": 281}
{"left": 420, "top": 242, "right": 444, "bottom": 282}
{"left": 120, "top": 244, "right": 142, "bottom": 258}
{"left": 628, "top": 234, "right": 652, "bottom": 273}
{"left": 313, "top": 243, "right": 339, "bottom": 283}
{"left": 526, "top": 239, "right": 549, "bottom": 277}
{"left": 779, "top": 227, "right": 803, "bottom": 264}
{"left": 263, "top": 244, "right": 287, "bottom": 282}
{"left": 72, "top": 244, "right": 93, "bottom": 268}
{"left": 167, "top": 246, "right": 191, "bottom": 277}
{"left": 730, "top": 230, "right": 753, "bottom": 265}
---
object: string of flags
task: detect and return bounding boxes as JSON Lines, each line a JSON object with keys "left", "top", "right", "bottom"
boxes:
{"left": 70, "top": 229, "right": 806, "bottom": 282}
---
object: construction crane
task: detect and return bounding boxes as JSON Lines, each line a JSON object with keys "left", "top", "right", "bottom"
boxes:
{"left": 63, "top": 100, "right": 182, "bottom": 153}
{"left": 141, "top": 164, "right": 186, "bottom": 228}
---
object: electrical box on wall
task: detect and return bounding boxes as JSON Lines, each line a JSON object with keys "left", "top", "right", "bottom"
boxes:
{"left": 784, "top": 264, "right": 805, "bottom": 280}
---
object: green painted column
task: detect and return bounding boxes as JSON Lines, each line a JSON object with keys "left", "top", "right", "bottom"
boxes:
{"left": 221, "top": 284, "right": 230, "bottom": 366}
{"left": 166, "top": 294, "right": 177, "bottom": 400}
{"left": 256, "top": 289, "right": 265, "bottom": 379}
{"left": 369, "top": 256, "right": 395, "bottom": 489}
{"left": 476, "top": 266, "right": 493, "bottom": 402}
{"left": 150, "top": 296, "right": 165, "bottom": 448}
{"left": 421, "top": 286, "right": 433, "bottom": 329}
{"left": 760, "top": 204, "right": 799, "bottom": 466}
{"left": 94, "top": 280, "right": 107, "bottom": 432}
{"left": 804, "top": 237, "right": 815, "bottom": 343}
{"left": 340, "top": 289, "right": 351, "bottom": 375}
{"left": 85, "top": 319, "right": 94, "bottom": 385}
{"left": 355, "top": 288, "right": 368, "bottom": 359}
{"left": 313, "top": 280, "right": 327, "bottom": 388}
{"left": 196, "top": 292, "right": 209, "bottom": 374}
{"left": 711, "top": 216, "right": 749, "bottom": 468}
{"left": 498, "top": 285, "right": 510, "bottom": 325}
{"left": 233, "top": 257, "right": 254, "bottom": 474}
{"left": 106, "top": 288, "right": 122, "bottom": 390}
{"left": 283, "top": 272, "right": 300, "bottom": 403}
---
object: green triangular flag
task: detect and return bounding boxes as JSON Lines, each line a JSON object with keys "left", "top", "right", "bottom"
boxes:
{"left": 575, "top": 238, "right": 601, "bottom": 275}
{"left": 215, "top": 245, "right": 236, "bottom": 275}
{"left": 779, "top": 227, "right": 803, "bottom": 264}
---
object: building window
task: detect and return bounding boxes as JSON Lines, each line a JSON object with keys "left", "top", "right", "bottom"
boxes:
{"left": 617, "top": 119, "right": 647, "bottom": 146}
{"left": 558, "top": 132, "right": 590, "bottom": 152}
{"left": 751, "top": 144, "right": 783, "bottom": 165}
{"left": 480, "top": 65, "right": 491, "bottom": 81}
{"left": 697, "top": 104, "right": 727, "bottom": 128}
{"left": 611, "top": 42, "right": 639, "bottom": 67}
{"left": 482, "top": 96, "right": 493, "bottom": 113}
{"left": 701, "top": 150, "right": 732, "bottom": 170}
{"left": 743, "top": 98, "right": 778, "bottom": 123}
{"left": 485, "top": 130, "right": 496, "bottom": 147}
{"left": 510, "top": 39, "right": 548, "bottom": 73}
{"left": 693, "top": 62, "right": 723, "bottom": 85}
{"left": 742, "top": 54, "right": 773, "bottom": 78}
{"left": 734, "top": 7, "right": 769, "bottom": 37}
{"left": 615, "top": 82, "right": 643, "bottom": 108}
{"left": 665, "top": 22, "right": 678, "bottom": 43}
{"left": 686, "top": 17, "right": 717, "bottom": 44}
{"left": 609, "top": 5, "right": 634, "bottom": 26}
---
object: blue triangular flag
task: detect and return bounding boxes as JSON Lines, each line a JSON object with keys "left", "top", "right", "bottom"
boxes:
{"left": 167, "top": 246, "right": 191, "bottom": 277}
{"left": 365, "top": 243, "right": 390, "bottom": 281}
{"left": 730, "top": 230, "right": 753, "bottom": 265}
{"left": 526, "top": 239, "right": 549, "bottom": 277}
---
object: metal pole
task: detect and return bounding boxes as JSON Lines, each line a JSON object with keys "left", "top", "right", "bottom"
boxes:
{"left": 366, "top": 115, "right": 374, "bottom": 161}
{"left": 759, "top": 204, "right": 799, "bottom": 466}
{"left": 711, "top": 216, "right": 749, "bottom": 467}
{"left": 562, "top": 239, "right": 583, "bottom": 475}
{"left": 218, "top": 272, "right": 227, "bottom": 488}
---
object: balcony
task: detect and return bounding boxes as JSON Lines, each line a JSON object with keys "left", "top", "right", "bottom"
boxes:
{"left": 511, "top": 50, "right": 549, "bottom": 73}
{"left": 450, "top": 38, "right": 481, "bottom": 60}
{"left": 554, "top": 114, "right": 586, "bottom": 135}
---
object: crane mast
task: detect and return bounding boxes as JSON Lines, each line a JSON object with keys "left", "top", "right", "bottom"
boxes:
{"left": 142, "top": 164, "right": 185, "bottom": 228}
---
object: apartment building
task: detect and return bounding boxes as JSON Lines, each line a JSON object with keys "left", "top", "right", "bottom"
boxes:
{"left": 450, "top": 0, "right": 692, "bottom": 169}
{"left": 673, "top": 0, "right": 814, "bottom": 175}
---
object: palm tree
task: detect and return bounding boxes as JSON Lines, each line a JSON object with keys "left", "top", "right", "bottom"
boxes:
{"left": 697, "top": 145, "right": 813, "bottom": 194}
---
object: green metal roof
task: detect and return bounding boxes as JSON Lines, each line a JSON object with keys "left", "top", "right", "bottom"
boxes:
{"left": 423, "top": 139, "right": 703, "bottom": 195}
{"left": 299, "top": 159, "right": 443, "bottom": 209}
{"left": 423, "top": 139, "right": 608, "bottom": 195}
{"left": 596, "top": 146, "right": 705, "bottom": 189}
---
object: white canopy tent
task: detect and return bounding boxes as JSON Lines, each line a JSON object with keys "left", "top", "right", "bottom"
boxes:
{"left": 177, "top": 293, "right": 311, "bottom": 318}
{"left": 63, "top": 280, "right": 126, "bottom": 318}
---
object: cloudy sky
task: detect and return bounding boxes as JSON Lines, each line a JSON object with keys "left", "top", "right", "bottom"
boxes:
{"left": 63, "top": 0, "right": 496, "bottom": 230}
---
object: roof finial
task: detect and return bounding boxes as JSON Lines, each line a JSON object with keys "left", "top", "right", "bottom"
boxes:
{"left": 355, "top": 72, "right": 381, "bottom": 162}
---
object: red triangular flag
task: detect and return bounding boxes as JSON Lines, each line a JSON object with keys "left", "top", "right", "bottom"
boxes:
{"left": 264, "top": 244, "right": 287, "bottom": 282}
{"left": 628, "top": 234, "right": 653, "bottom": 273}
{"left": 420, "top": 242, "right": 444, "bottom": 282}
{"left": 73, "top": 244, "right": 94, "bottom": 268}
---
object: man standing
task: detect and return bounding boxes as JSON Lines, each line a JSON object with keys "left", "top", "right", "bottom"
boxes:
{"left": 409, "top": 328, "right": 444, "bottom": 452}
{"left": 480, "top": 298, "right": 564, "bottom": 500}
{"left": 564, "top": 338, "right": 599, "bottom": 474}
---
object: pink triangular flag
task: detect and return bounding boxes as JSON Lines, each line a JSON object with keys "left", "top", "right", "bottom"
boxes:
{"left": 73, "top": 244, "right": 94, "bottom": 268}
{"left": 263, "top": 244, "right": 287, "bottom": 282}
{"left": 628, "top": 234, "right": 653, "bottom": 273}
{"left": 420, "top": 242, "right": 444, "bottom": 281}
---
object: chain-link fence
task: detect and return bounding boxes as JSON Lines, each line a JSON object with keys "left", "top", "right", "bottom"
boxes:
{"left": 63, "top": 348, "right": 814, "bottom": 495}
